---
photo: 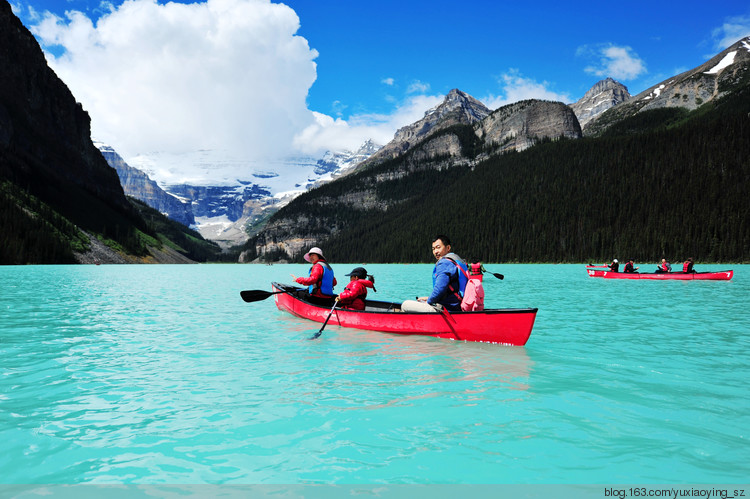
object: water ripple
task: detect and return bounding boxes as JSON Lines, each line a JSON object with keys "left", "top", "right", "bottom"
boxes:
{"left": 1, "top": 264, "right": 748, "bottom": 483}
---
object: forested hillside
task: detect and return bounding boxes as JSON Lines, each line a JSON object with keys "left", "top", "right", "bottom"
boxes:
{"left": 248, "top": 82, "right": 750, "bottom": 263}
{"left": 129, "top": 199, "right": 226, "bottom": 262}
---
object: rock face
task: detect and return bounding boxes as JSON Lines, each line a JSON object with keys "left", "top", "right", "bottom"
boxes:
{"left": 477, "top": 99, "right": 582, "bottom": 153}
{"left": 97, "top": 143, "right": 195, "bottom": 226}
{"left": 585, "top": 36, "right": 750, "bottom": 135}
{"left": 359, "top": 90, "right": 582, "bottom": 172}
{"left": 569, "top": 77, "right": 631, "bottom": 129}
{"left": 0, "top": 0, "right": 130, "bottom": 211}
{"left": 362, "top": 89, "right": 491, "bottom": 166}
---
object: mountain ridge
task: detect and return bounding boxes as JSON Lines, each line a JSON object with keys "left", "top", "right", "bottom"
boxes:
{"left": 584, "top": 36, "right": 750, "bottom": 135}
{"left": 360, "top": 89, "right": 491, "bottom": 168}
{"left": 243, "top": 37, "right": 750, "bottom": 263}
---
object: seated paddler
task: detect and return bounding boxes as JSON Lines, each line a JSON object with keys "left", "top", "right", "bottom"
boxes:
{"left": 291, "top": 247, "right": 337, "bottom": 305}
{"left": 402, "top": 235, "right": 469, "bottom": 313}
{"left": 335, "top": 267, "right": 375, "bottom": 311}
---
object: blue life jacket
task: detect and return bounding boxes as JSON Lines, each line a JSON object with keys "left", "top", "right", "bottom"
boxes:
{"left": 430, "top": 254, "right": 468, "bottom": 309}
{"left": 309, "top": 261, "right": 334, "bottom": 296}
{"left": 444, "top": 255, "right": 469, "bottom": 298}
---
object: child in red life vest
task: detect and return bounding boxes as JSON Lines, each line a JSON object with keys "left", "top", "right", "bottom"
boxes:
{"left": 336, "top": 267, "right": 375, "bottom": 311}
{"left": 461, "top": 259, "right": 485, "bottom": 311}
{"left": 683, "top": 258, "right": 695, "bottom": 273}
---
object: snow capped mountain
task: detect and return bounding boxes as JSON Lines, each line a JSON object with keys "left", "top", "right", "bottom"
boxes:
{"left": 96, "top": 141, "right": 381, "bottom": 247}
{"left": 313, "top": 139, "right": 382, "bottom": 178}
{"left": 96, "top": 141, "right": 195, "bottom": 226}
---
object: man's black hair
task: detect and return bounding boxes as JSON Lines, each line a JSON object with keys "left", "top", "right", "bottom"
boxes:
{"left": 433, "top": 235, "right": 451, "bottom": 247}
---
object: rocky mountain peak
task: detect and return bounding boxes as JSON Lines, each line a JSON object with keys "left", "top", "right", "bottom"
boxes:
{"left": 362, "top": 88, "right": 491, "bottom": 165}
{"left": 430, "top": 88, "right": 492, "bottom": 123}
{"left": 569, "top": 78, "right": 631, "bottom": 129}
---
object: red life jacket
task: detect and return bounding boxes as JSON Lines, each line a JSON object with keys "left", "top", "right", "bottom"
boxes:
{"left": 337, "top": 279, "right": 374, "bottom": 310}
{"left": 469, "top": 263, "right": 484, "bottom": 281}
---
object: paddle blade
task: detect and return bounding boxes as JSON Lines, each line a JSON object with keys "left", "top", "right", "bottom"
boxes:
{"left": 240, "top": 289, "right": 273, "bottom": 302}
{"left": 492, "top": 272, "right": 504, "bottom": 280}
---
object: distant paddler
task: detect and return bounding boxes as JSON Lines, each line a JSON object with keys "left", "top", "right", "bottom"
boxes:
{"left": 623, "top": 259, "right": 639, "bottom": 273}
{"left": 683, "top": 258, "right": 696, "bottom": 273}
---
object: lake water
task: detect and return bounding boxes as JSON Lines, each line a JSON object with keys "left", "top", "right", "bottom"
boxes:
{"left": 1, "top": 264, "right": 748, "bottom": 486}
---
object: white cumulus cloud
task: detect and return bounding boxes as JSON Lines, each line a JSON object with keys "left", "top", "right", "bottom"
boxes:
{"left": 293, "top": 94, "right": 444, "bottom": 154}
{"left": 483, "top": 70, "right": 572, "bottom": 109}
{"left": 29, "top": 0, "right": 319, "bottom": 161}
{"left": 580, "top": 43, "right": 647, "bottom": 80}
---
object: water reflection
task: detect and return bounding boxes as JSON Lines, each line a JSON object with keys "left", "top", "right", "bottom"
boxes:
{"left": 269, "top": 309, "right": 533, "bottom": 395}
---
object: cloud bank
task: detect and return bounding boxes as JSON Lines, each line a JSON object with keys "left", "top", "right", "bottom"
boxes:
{"left": 293, "top": 94, "right": 444, "bottom": 154}
{"left": 30, "top": 0, "right": 321, "bottom": 161}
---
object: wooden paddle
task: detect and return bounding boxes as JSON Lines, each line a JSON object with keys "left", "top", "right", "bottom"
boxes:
{"left": 239, "top": 289, "right": 289, "bottom": 303}
{"left": 310, "top": 300, "right": 338, "bottom": 340}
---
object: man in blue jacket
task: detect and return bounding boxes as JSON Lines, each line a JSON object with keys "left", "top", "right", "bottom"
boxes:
{"left": 402, "top": 235, "right": 469, "bottom": 312}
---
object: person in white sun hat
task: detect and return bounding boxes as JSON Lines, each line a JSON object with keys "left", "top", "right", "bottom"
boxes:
{"left": 291, "top": 247, "right": 337, "bottom": 305}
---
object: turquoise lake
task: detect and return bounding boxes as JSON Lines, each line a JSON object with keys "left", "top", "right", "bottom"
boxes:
{"left": 1, "top": 263, "right": 748, "bottom": 484}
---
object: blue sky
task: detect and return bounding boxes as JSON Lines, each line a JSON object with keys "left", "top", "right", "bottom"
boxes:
{"left": 9, "top": 0, "right": 750, "bottom": 173}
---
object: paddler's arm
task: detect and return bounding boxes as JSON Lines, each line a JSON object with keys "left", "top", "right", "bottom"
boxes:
{"left": 427, "top": 263, "right": 452, "bottom": 305}
{"left": 292, "top": 264, "right": 323, "bottom": 285}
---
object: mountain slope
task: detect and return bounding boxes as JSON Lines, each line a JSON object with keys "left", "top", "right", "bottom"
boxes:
{"left": 0, "top": 1, "right": 156, "bottom": 262}
{"left": 244, "top": 89, "right": 584, "bottom": 262}
{"left": 585, "top": 36, "right": 750, "bottom": 136}
{"left": 319, "top": 83, "right": 750, "bottom": 263}
{"left": 106, "top": 140, "right": 381, "bottom": 247}
{"left": 476, "top": 99, "right": 581, "bottom": 154}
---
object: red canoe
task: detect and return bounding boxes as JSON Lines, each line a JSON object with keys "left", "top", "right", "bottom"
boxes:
{"left": 585, "top": 267, "right": 733, "bottom": 280}
{"left": 271, "top": 282, "right": 537, "bottom": 345}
